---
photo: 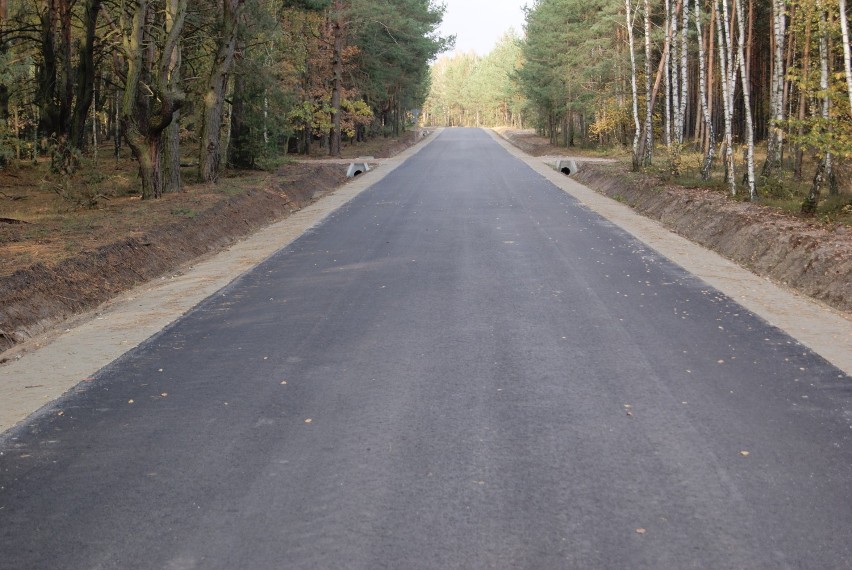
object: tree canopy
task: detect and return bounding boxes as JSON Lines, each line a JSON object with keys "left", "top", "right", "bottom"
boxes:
{"left": 424, "top": 0, "right": 852, "bottom": 211}
{"left": 0, "top": 0, "right": 451, "bottom": 197}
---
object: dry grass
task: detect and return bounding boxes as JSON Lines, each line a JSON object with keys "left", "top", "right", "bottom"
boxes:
{"left": 0, "top": 153, "right": 269, "bottom": 277}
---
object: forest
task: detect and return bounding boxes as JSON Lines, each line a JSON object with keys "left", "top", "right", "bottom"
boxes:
{"left": 423, "top": 0, "right": 852, "bottom": 214}
{"left": 0, "top": 0, "right": 450, "bottom": 200}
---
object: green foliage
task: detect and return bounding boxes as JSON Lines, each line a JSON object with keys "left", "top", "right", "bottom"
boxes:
{"left": 517, "top": 0, "right": 626, "bottom": 142}
{"left": 424, "top": 31, "right": 525, "bottom": 127}
{"left": 282, "top": 0, "right": 332, "bottom": 8}
{"left": 349, "top": 0, "right": 451, "bottom": 133}
{"left": 170, "top": 207, "right": 198, "bottom": 218}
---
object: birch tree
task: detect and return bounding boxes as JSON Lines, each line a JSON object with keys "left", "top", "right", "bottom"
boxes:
{"left": 715, "top": 0, "right": 737, "bottom": 195}
{"left": 735, "top": 0, "right": 756, "bottom": 199}
{"left": 678, "top": 0, "right": 689, "bottom": 142}
{"left": 695, "top": 0, "right": 716, "bottom": 178}
{"left": 762, "top": 0, "right": 787, "bottom": 177}
{"left": 626, "top": 0, "right": 642, "bottom": 169}
{"left": 642, "top": 0, "right": 654, "bottom": 165}
{"left": 840, "top": 0, "right": 852, "bottom": 113}
{"left": 802, "top": 0, "right": 834, "bottom": 213}
{"left": 664, "top": 0, "right": 673, "bottom": 150}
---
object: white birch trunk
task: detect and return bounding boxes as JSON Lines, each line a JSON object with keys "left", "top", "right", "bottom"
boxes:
{"left": 643, "top": 0, "right": 654, "bottom": 165}
{"left": 819, "top": 3, "right": 832, "bottom": 179}
{"left": 678, "top": 0, "right": 689, "bottom": 144}
{"left": 715, "top": 0, "right": 736, "bottom": 195}
{"left": 839, "top": 0, "right": 852, "bottom": 114}
{"left": 695, "top": 0, "right": 716, "bottom": 178}
{"left": 735, "top": 0, "right": 756, "bottom": 199}
{"left": 665, "top": 0, "right": 673, "bottom": 149}
{"left": 804, "top": 4, "right": 833, "bottom": 212}
{"left": 763, "top": 0, "right": 786, "bottom": 176}
{"left": 626, "top": 0, "right": 642, "bottom": 169}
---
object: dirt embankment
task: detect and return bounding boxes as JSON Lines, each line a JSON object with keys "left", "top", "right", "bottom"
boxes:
{"left": 572, "top": 163, "right": 852, "bottom": 313}
{"left": 0, "top": 164, "right": 346, "bottom": 353}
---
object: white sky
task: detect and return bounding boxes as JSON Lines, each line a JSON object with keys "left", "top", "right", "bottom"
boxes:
{"left": 436, "top": 0, "right": 527, "bottom": 56}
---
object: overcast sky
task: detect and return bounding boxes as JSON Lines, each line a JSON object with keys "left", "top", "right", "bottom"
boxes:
{"left": 436, "top": 0, "right": 527, "bottom": 56}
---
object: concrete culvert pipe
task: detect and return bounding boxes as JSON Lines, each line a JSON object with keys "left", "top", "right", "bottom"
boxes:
{"left": 556, "top": 159, "right": 579, "bottom": 176}
{"left": 347, "top": 162, "right": 370, "bottom": 178}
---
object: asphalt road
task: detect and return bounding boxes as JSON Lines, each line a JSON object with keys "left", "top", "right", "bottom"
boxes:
{"left": 2, "top": 128, "right": 851, "bottom": 569}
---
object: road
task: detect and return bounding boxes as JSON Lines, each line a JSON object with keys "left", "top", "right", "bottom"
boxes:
{"left": 1, "top": 128, "right": 851, "bottom": 569}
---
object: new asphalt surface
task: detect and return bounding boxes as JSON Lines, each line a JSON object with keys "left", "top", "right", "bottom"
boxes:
{"left": 2, "top": 128, "right": 851, "bottom": 569}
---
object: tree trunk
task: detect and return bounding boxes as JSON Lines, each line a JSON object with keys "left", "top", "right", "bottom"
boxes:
{"left": 642, "top": 0, "right": 654, "bottom": 165}
{"left": 228, "top": 44, "right": 254, "bottom": 169}
{"left": 793, "top": 16, "right": 811, "bottom": 179}
{"left": 626, "top": 0, "right": 642, "bottom": 170}
{"left": 762, "top": 0, "right": 786, "bottom": 177}
{"left": 735, "top": 0, "right": 756, "bottom": 199}
{"left": 0, "top": 0, "right": 9, "bottom": 166}
{"left": 840, "top": 0, "right": 852, "bottom": 114}
{"left": 70, "top": 0, "right": 102, "bottom": 150}
{"left": 199, "top": 0, "right": 244, "bottom": 183}
{"left": 57, "top": 0, "right": 72, "bottom": 136}
{"left": 803, "top": 2, "right": 832, "bottom": 211}
{"left": 678, "top": 0, "right": 689, "bottom": 144}
{"left": 715, "top": 0, "right": 736, "bottom": 195}
{"left": 36, "top": 0, "right": 59, "bottom": 137}
{"left": 163, "top": 0, "right": 182, "bottom": 193}
{"left": 329, "top": 1, "right": 345, "bottom": 157}
{"left": 119, "top": 0, "right": 186, "bottom": 199}
{"left": 695, "top": 0, "right": 716, "bottom": 179}
{"left": 665, "top": 0, "right": 674, "bottom": 150}
{"left": 705, "top": 0, "right": 715, "bottom": 155}
{"left": 802, "top": 154, "right": 826, "bottom": 214}
{"left": 821, "top": 4, "right": 837, "bottom": 196}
